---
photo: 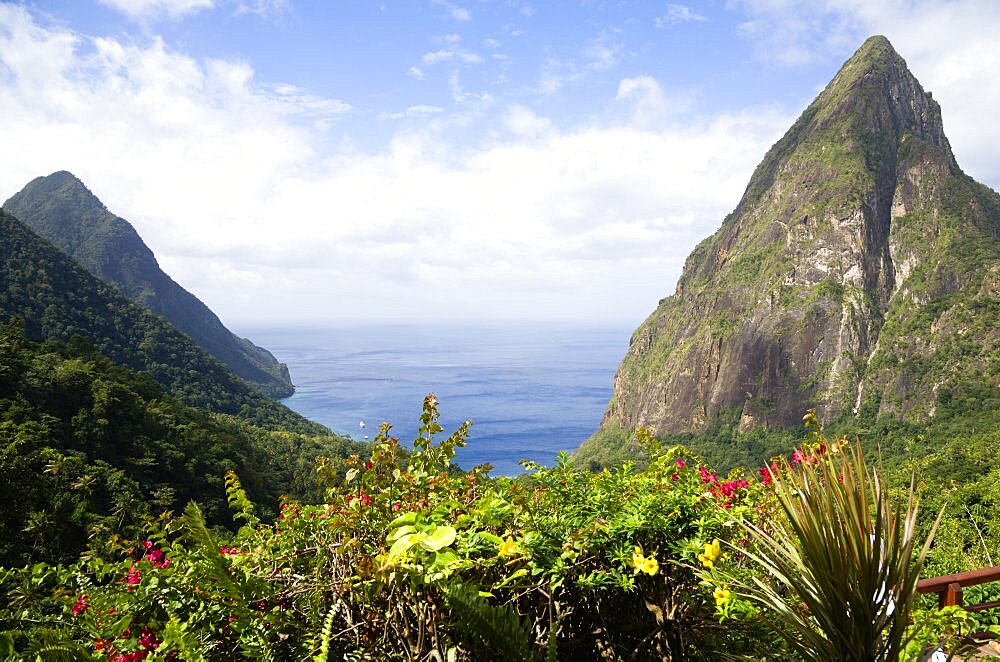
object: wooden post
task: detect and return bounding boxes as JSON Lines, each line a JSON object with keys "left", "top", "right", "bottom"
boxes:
{"left": 941, "top": 582, "right": 964, "bottom": 608}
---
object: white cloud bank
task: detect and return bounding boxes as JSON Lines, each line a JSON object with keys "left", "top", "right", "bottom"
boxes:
{"left": 0, "top": 4, "right": 792, "bottom": 324}
{"left": 2, "top": 2, "right": 998, "bottom": 326}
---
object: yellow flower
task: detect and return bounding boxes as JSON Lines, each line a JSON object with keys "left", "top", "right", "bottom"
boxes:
{"left": 641, "top": 556, "right": 659, "bottom": 576}
{"left": 498, "top": 536, "right": 519, "bottom": 557}
{"left": 631, "top": 545, "right": 646, "bottom": 571}
{"left": 713, "top": 585, "right": 731, "bottom": 606}
{"left": 698, "top": 539, "right": 721, "bottom": 569}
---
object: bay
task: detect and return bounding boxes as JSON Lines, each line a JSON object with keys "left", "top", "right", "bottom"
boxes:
{"left": 241, "top": 323, "right": 630, "bottom": 476}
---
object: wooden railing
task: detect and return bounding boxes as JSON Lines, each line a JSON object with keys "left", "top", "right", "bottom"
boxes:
{"left": 917, "top": 566, "right": 1000, "bottom": 611}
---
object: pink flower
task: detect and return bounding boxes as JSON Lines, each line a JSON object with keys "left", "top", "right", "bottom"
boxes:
{"left": 125, "top": 565, "right": 141, "bottom": 587}
{"left": 699, "top": 467, "right": 717, "bottom": 484}
{"left": 146, "top": 548, "right": 170, "bottom": 568}
{"left": 72, "top": 594, "right": 88, "bottom": 616}
{"left": 757, "top": 466, "right": 772, "bottom": 486}
{"left": 792, "top": 449, "right": 806, "bottom": 464}
{"left": 142, "top": 540, "right": 153, "bottom": 552}
{"left": 138, "top": 627, "right": 160, "bottom": 651}
{"left": 675, "top": 458, "right": 686, "bottom": 468}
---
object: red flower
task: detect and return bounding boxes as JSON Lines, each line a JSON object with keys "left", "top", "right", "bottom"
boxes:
{"left": 138, "top": 627, "right": 160, "bottom": 651}
{"left": 125, "top": 565, "right": 141, "bottom": 587}
{"left": 671, "top": 473, "right": 680, "bottom": 482}
{"left": 757, "top": 466, "right": 772, "bottom": 486}
{"left": 146, "top": 548, "right": 170, "bottom": 568}
{"left": 364, "top": 461, "right": 374, "bottom": 471}
{"left": 72, "top": 594, "right": 88, "bottom": 616}
{"left": 675, "top": 458, "right": 686, "bottom": 468}
{"left": 142, "top": 540, "right": 153, "bottom": 552}
{"left": 698, "top": 467, "right": 717, "bottom": 484}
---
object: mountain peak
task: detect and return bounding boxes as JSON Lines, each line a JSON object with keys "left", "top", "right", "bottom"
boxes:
{"left": 814, "top": 35, "right": 948, "bottom": 148}
{"left": 3, "top": 173, "right": 297, "bottom": 398}
{"left": 581, "top": 36, "right": 1000, "bottom": 469}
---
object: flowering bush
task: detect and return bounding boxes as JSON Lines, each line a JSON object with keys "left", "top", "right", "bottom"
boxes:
{"left": 0, "top": 396, "right": 768, "bottom": 660}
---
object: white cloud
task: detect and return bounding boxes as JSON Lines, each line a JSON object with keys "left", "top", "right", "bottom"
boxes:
{"left": 422, "top": 48, "right": 483, "bottom": 65}
{"left": 431, "top": 0, "right": 471, "bottom": 22}
{"left": 233, "top": 0, "right": 289, "bottom": 17}
{"left": 377, "top": 105, "right": 445, "bottom": 121}
{"left": 656, "top": 4, "right": 707, "bottom": 27}
{"left": 0, "top": 6, "right": 791, "bottom": 324}
{"left": 538, "top": 29, "right": 626, "bottom": 94}
{"left": 503, "top": 105, "right": 552, "bottom": 138}
{"left": 98, "top": 0, "right": 215, "bottom": 20}
{"left": 731, "top": 0, "right": 1000, "bottom": 189}
{"left": 98, "top": 0, "right": 288, "bottom": 22}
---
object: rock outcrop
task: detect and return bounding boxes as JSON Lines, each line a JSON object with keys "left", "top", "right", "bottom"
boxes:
{"left": 585, "top": 36, "right": 999, "bottom": 454}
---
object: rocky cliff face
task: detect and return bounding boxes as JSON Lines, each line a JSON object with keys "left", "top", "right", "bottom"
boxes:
{"left": 586, "top": 36, "right": 999, "bottom": 451}
{"left": 3, "top": 172, "right": 296, "bottom": 398}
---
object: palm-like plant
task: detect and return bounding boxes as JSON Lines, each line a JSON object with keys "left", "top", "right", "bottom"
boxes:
{"left": 733, "top": 411, "right": 942, "bottom": 661}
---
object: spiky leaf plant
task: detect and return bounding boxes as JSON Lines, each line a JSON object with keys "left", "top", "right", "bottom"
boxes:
{"left": 733, "top": 411, "right": 942, "bottom": 661}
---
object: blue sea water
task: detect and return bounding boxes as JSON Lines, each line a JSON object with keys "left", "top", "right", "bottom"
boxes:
{"left": 241, "top": 323, "right": 631, "bottom": 476}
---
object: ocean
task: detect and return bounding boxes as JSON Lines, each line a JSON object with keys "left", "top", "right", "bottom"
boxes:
{"left": 241, "top": 323, "right": 631, "bottom": 476}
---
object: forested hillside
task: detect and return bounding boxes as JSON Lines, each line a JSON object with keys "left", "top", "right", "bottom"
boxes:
{"left": 0, "top": 209, "right": 320, "bottom": 434}
{"left": 4, "top": 172, "right": 295, "bottom": 398}
{"left": 0, "top": 321, "right": 365, "bottom": 567}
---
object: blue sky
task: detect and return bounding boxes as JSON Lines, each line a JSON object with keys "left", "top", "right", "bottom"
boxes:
{"left": 2, "top": 1, "right": 999, "bottom": 326}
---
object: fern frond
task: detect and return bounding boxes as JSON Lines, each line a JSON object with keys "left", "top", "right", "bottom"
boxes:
{"left": 443, "top": 583, "right": 536, "bottom": 662}
{"left": 312, "top": 600, "right": 341, "bottom": 662}
{"left": 161, "top": 612, "right": 207, "bottom": 662}
{"left": 180, "top": 501, "right": 241, "bottom": 599}
{"left": 224, "top": 471, "right": 259, "bottom": 527}
{"left": 21, "top": 627, "right": 95, "bottom": 661}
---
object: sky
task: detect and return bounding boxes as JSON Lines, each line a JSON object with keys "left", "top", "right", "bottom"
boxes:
{"left": 2, "top": 1, "right": 999, "bottom": 327}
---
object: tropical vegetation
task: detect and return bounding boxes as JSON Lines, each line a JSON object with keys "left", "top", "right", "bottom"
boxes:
{"left": 2, "top": 397, "right": 996, "bottom": 660}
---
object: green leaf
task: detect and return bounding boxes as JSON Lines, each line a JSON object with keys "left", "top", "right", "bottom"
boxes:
{"left": 389, "top": 533, "right": 426, "bottom": 559}
{"left": 387, "top": 525, "right": 416, "bottom": 542}
{"left": 493, "top": 567, "right": 529, "bottom": 589}
{"left": 388, "top": 511, "right": 419, "bottom": 529}
{"left": 419, "top": 525, "right": 457, "bottom": 552}
{"left": 0, "top": 633, "right": 14, "bottom": 657}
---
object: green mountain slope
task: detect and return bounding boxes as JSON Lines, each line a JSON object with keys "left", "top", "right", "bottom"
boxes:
{"left": 0, "top": 208, "right": 324, "bottom": 435}
{"left": 4, "top": 171, "right": 295, "bottom": 398}
{"left": 580, "top": 36, "right": 999, "bottom": 466}
{"left": 0, "top": 321, "right": 365, "bottom": 567}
